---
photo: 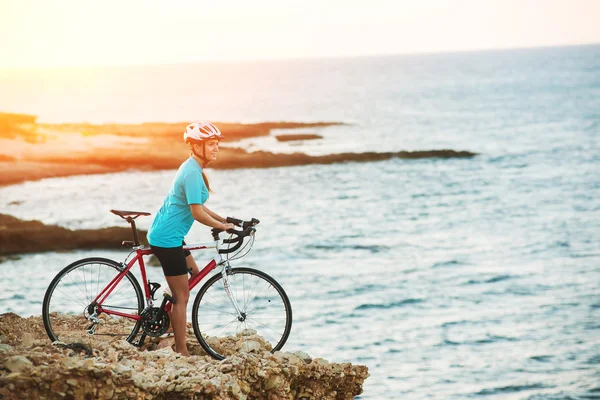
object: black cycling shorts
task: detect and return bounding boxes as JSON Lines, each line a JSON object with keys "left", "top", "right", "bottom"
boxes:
{"left": 151, "top": 241, "right": 192, "bottom": 277}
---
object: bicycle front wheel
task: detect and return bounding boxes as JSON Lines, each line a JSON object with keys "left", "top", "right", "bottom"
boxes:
{"left": 192, "top": 267, "right": 292, "bottom": 360}
{"left": 42, "top": 257, "right": 144, "bottom": 347}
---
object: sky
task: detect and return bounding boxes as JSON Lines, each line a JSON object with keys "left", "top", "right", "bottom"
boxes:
{"left": 0, "top": 0, "right": 599, "bottom": 68}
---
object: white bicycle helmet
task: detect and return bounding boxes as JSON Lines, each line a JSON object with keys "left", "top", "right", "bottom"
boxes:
{"left": 183, "top": 121, "right": 224, "bottom": 143}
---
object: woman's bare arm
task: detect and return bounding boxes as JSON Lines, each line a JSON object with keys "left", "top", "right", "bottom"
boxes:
{"left": 190, "top": 204, "right": 232, "bottom": 230}
{"left": 202, "top": 205, "right": 226, "bottom": 223}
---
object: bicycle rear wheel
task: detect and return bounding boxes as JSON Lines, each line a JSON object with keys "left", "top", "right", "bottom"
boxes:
{"left": 192, "top": 267, "right": 292, "bottom": 360}
{"left": 42, "top": 257, "right": 143, "bottom": 347}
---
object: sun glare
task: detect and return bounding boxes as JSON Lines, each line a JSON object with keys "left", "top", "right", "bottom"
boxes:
{"left": 1, "top": 0, "right": 599, "bottom": 68}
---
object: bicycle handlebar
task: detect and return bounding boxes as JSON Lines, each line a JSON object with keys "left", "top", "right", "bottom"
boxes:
{"left": 211, "top": 217, "right": 260, "bottom": 254}
{"left": 227, "top": 216, "right": 260, "bottom": 230}
{"left": 226, "top": 216, "right": 243, "bottom": 226}
{"left": 222, "top": 226, "right": 253, "bottom": 243}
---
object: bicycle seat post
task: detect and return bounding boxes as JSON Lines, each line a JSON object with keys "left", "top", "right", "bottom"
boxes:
{"left": 126, "top": 216, "right": 141, "bottom": 246}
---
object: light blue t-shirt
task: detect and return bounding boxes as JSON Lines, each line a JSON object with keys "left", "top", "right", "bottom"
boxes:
{"left": 147, "top": 157, "right": 209, "bottom": 248}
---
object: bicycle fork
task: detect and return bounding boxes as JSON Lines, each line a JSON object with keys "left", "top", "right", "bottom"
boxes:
{"left": 221, "top": 265, "right": 246, "bottom": 322}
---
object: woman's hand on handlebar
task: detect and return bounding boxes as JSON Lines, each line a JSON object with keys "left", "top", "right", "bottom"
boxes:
{"left": 220, "top": 222, "right": 236, "bottom": 231}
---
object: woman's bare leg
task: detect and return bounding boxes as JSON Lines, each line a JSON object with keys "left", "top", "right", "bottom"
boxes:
{"left": 165, "top": 274, "right": 190, "bottom": 356}
{"left": 186, "top": 254, "right": 200, "bottom": 277}
{"left": 166, "top": 254, "right": 199, "bottom": 335}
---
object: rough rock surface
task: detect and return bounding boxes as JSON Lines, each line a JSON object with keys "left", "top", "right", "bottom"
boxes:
{"left": 0, "top": 313, "right": 369, "bottom": 399}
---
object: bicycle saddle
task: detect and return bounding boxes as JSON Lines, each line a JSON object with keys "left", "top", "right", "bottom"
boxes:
{"left": 110, "top": 209, "right": 151, "bottom": 219}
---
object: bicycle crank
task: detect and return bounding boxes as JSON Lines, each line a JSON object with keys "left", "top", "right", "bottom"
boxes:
{"left": 140, "top": 307, "right": 170, "bottom": 337}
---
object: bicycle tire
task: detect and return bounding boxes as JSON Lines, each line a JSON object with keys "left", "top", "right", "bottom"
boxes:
{"left": 42, "top": 257, "right": 144, "bottom": 346}
{"left": 192, "top": 267, "right": 292, "bottom": 360}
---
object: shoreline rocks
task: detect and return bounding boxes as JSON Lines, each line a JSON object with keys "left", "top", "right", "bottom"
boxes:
{"left": 274, "top": 134, "right": 323, "bottom": 142}
{"left": 0, "top": 147, "right": 477, "bottom": 187}
{"left": 211, "top": 148, "right": 477, "bottom": 170}
{"left": 0, "top": 213, "right": 147, "bottom": 257}
{"left": 0, "top": 111, "right": 477, "bottom": 187}
{"left": 0, "top": 313, "right": 369, "bottom": 399}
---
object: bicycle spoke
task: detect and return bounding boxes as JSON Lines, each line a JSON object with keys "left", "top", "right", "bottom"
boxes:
{"left": 78, "top": 265, "right": 90, "bottom": 303}
{"left": 66, "top": 270, "right": 90, "bottom": 302}
{"left": 96, "top": 265, "right": 101, "bottom": 303}
{"left": 239, "top": 277, "right": 262, "bottom": 313}
{"left": 53, "top": 288, "right": 88, "bottom": 310}
{"left": 199, "top": 290, "right": 238, "bottom": 317}
{"left": 203, "top": 318, "right": 239, "bottom": 337}
{"left": 246, "top": 315, "right": 284, "bottom": 336}
{"left": 244, "top": 297, "right": 277, "bottom": 316}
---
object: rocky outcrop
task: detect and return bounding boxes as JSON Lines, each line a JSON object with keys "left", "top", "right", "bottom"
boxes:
{"left": 20, "top": 147, "right": 477, "bottom": 171}
{"left": 274, "top": 134, "right": 323, "bottom": 142}
{"left": 0, "top": 112, "right": 477, "bottom": 187}
{"left": 211, "top": 148, "right": 477, "bottom": 169}
{"left": 0, "top": 112, "right": 38, "bottom": 142}
{"left": 0, "top": 313, "right": 369, "bottom": 399}
{"left": 0, "top": 214, "right": 146, "bottom": 257}
{"left": 0, "top": 113, "right": 343, "bottom": 143}
{"left": 0, "top": 147, "right": 477, "bottom": 187}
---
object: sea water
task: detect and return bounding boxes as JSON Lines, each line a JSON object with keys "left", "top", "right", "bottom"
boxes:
{"left": 1, "top": 45, "right": 599, "bottom": 399}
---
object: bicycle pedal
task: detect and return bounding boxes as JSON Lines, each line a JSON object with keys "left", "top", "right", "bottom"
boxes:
{"left": 163, "top": 292, "right": 175, "bottom": 303}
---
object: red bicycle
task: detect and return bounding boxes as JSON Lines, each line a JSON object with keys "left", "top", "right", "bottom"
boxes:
{"left": 42, "top": 209, "right": 292, "bottom": 360}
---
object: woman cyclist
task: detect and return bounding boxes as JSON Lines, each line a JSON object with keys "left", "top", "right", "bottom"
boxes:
{"left": 147, "top": 121, "right": 235, "bottom": 356}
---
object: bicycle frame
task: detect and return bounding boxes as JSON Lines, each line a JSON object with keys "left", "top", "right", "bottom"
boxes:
{"left": 92, "top": 240, "right": 226, "bottom": 321}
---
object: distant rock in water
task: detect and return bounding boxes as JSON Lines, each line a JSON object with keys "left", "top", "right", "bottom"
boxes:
{"left": 0, "top": 214, "right": 146, "bottom": 257}
{"left": 0, "top": 147, "right": 477, "bottom": 187}
{"left": 213, "top": 148, "right": 477, "bottom": 169}
{"left": 275, "top": 134, "right": 323, "bottom": 142}
{"left": 0, "top": 154, "right": 16, "bottom": 162}
{"left": 0, "top": 313, "right": 369, "bottom": 399}
{"left": 0, "top": 113, "right": 476, "bottom": 188}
